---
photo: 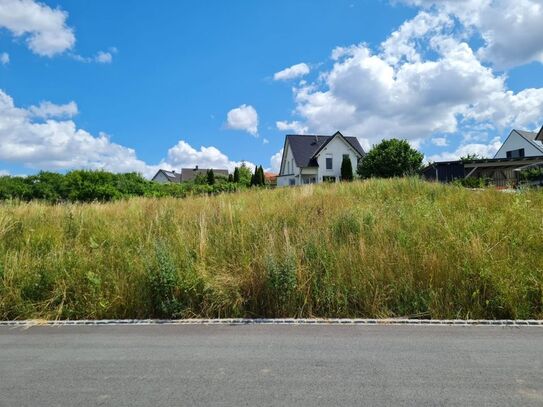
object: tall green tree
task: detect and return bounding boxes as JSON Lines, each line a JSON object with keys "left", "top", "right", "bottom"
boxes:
{"left": 258, "top": 166, "right": 265, "bottom": 186}
{"left": 206, "top": 169, "right": 215, "bottom": 185}
{"left": 250, "top": 166, "right": 258, "bottom": 186}
{"left": 233, "top": 167, "right": 240, "bottom": 183}
{"left": 340, "top": 156, "right": 354, "bottom": 181}
{"left": 228, "top": 173, "right": 234, "bottom": 183}
{"left": 357, "top": 139, "right": 423, "bottom": 179}
{"left": 238, "top": 163, "right": 252, "bottom": 186}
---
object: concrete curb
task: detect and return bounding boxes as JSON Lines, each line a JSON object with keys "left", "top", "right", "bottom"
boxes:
{"left": 1, "top": 318, "right": 542, "bottom": 327}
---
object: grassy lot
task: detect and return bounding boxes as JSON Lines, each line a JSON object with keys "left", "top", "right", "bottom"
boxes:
{"left": 0, "top": 178, "right": 542, "bottom": 320}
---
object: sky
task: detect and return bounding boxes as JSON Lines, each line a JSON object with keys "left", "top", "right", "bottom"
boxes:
{"left": 1, "top": 0, "right": 543, "bottom": 177}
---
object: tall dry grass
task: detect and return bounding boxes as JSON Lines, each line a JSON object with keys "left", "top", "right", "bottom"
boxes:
{"left": 0, "top": 178, "right": 542, "bottom": 320}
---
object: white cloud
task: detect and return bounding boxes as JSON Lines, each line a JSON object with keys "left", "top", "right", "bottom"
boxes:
{"left": 270, "top": 149, "right": 283, "bottom": 173}
{"left": 431, "top": 137, "right": 448, "bottom": 146}
{"left": 273, "top": 63, "right": 310, "bottom": 81}
{"left": 401, "top": 0, "right": 543, "bottom": 69}
{"left": 0, "top": 89, "right": 253, "bottom": 178}
{"left": 29, "top": 101, "right": 78, "bottom": 119}
{"left": 0, "top": 52, "right": 9, "bottom": 65}
{"left": 0, "top": 89, "right": 156, "bottom": 177}
{"left": 162, "top": 140, "right": 253, "bottom": 173}
{"left": 427, "top": 137, "right": 503, "bottom": 162}
{"left": 276, "top": 120, "right": 309, "bottom": 134}
{"left": 276, "top": 10, "right": 543, "bottom": 150}
{"left": 72, "top": 48, "right": 116, "bottom": 64}
{"left": 226, "top": 104, "right": 259, "bottom": 136}
{"left": 95, "top": 51, "right": 113, "bottom": 64}
{"left": 0, "top": 0, "right": 75, "bottom": 56}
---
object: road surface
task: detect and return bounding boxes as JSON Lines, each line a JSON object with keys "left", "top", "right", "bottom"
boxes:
{"left": 1, "top": 324, "right": 542, "bottom": 406}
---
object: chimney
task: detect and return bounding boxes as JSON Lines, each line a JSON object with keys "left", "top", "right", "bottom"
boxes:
{"left": 195, "top": 165, "right": 199, "bottom": 171}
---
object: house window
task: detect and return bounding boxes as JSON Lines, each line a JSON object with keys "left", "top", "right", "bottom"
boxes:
{"left": 326, "top": 155, "right": 333, "bottom": 170}
{"left": 506, "top": 148, "right": 525, "bottom": 158}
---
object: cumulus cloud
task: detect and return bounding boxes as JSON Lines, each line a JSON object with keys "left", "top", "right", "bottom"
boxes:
{"left": 400, "top": 0, "right": 543, "bottom": 69}
{"left": 0, "top": 89, "right": 156, "bottom": 176}
{"left": 270, "top": 149, "right": 283, "bottom": 173}
{"left": 0, "top": 89, "right": 251, "bottom": 178}
{"left": 426, "top": 137, "right": 503, "bottom": 162}
{"left": 226, "top": 104, "right": 259, "bottom": 136}
{"left": 29, "top": 101, "right": 78, "bottom": 119}
{"left": 273, "top": 63, "right": 310, "bottom": 81}
{"left": 0, "top": 0, "right": 75, "bottom": 56}
{"left": 276, "top": 8, "right": 543, "bottom": 151}
{"left": 162, "top": 140, "right": 253, "bottom": 172}
{"left": 276, "top": 120, "right": 308, "bottom": 134}
{"left": 0, "top": 52, "right": 9, "bottom": 65}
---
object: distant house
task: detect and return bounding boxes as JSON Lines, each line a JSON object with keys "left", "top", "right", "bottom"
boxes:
{"left": 493, "top": 129, "right": 543, "bottom": 159}
{"left": 151, "top": 169, "right": 182, "bottom": 184}
{"left": 277, "top": 131, "right": 365, "bottom": 187}
{"left": 179, "top": 166, "right": 229, "bottom": 182}
{"left": 151, "top": 166, "right": 229, "bottom": 183}
{"left": 264, "top": 172, "right": 278, "bottom": 186}
{"left": 423, "top": 126, "right": 543, "bottom": 187}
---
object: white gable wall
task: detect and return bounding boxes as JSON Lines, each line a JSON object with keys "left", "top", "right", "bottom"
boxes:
{"left": 152, "top": 171, "right": 170, "bottom": 184}
{"left": 277, "top": 140, "right": 300, "bottom": 186}
{"left": 315, "top": 136, "right": 359, "bottom": 182}
{"left": 494, "top": 131, "right": 543, "bottom": 159}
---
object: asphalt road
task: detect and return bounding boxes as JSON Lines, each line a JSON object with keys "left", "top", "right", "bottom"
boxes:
{"left": 1, "top": 325, "right": 542, "bottom": 406}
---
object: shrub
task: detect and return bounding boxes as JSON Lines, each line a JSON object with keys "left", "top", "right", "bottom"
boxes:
{"left": 358, "top": 139, "right": 423, "bottom": 178}
{"left": 341, "top": 156, "right": 354, "bottom": 181}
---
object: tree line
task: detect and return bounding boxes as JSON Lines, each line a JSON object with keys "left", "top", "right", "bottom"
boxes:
{"left": 0, "top": 163, "right": 272, "bottom": 203}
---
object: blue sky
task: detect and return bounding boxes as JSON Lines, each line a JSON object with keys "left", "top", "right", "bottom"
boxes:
{"left": 1, "top": 0, "right": 543, "bottom": 176}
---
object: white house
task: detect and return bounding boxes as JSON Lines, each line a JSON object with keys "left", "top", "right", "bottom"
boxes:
{"left": 277, "top": 131, "right": 365, "bottom": 187}
{"left": 152, "top": 169, "right": 182, "bottom": 183}
{"left": 493, "top": 128, "right": 543, "bottom": 159}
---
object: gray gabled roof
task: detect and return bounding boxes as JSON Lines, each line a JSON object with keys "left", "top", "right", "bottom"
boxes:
{"left": 180, "top": 168, "right": 229, "bottom": 182}
{"left": 535, "top": 126, "right": 543, "bottom": 141}
{"left": 286, "top": 132, "right": 365, "bottom": 168}
{"left": 513, "top": 129, "right": 543, "bottom": 153}
{"left": 515, "top": 129, "right": 538, "bottom": 140}
{"left": 153, "top": 169, "right": 182, "bottom": 183}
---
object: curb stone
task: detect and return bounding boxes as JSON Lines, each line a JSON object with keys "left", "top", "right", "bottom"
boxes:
{"left": 0, "top": 319, "right": 542, "bottom": 327}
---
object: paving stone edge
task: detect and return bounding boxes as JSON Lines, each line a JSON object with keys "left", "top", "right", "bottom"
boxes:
{"left": 0, "top": 319, "right": 542, "bottom": 327}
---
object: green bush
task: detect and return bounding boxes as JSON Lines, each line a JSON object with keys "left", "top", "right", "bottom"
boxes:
{"left": 0, "top": 170, "right": 243, "bottom": 203}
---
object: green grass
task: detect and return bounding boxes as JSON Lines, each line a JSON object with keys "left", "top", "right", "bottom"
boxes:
{"left": 0, "top": 178, "right": 542, "bottom": 320}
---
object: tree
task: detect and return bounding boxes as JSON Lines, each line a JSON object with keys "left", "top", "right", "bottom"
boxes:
{"left": 357, "top": 139, "right": 423, "bottom": 179}
{"left": 228, "top": 174, "right": 234, "bottom": 183}
{"left": 238, "top": 163, "right": 253, "bottom": 186}
{"left": 206, "top": 169, "right": 215, "bottom": 185}
{"left": 340, "top": 156, "right": 354, "bottom": 181}
{"left": 460, "top": 153, "right": 482, "bottom": 163}
{"left": 233, "top": 167, "right": 240, "bottom": 183}
{"left": 257, "top": 166, "right": 265, "bottom": 186}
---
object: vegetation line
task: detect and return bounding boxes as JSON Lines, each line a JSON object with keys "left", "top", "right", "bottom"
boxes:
{"left": 0, "top": 178, "right": 542, "bottom": 320}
